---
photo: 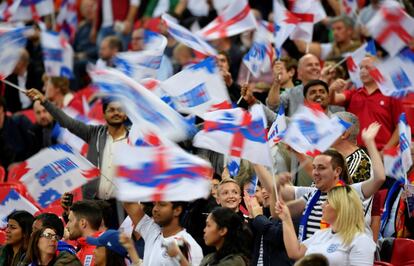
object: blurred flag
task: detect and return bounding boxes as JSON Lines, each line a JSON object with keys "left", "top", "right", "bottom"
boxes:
{"left": 346, "top": 40, "right": 376, "bottom": 89}
{"left": 0, "top": 188, "right": 39, "bottom": 228}
{"left": 8, "top": 0, "right": 54, "bottom": 22}
{"left": 160, "top": 57, "right": 231, "bottom": 115}
{"left": 56, "top": 0, "right": 78, "bottom": 41}
{"left": 194, "top": 104, "right": 272, "bottom": 167}
{"left": 114, "top": 30, "right": 167, "bottom": 81}
{"left": 273, "top": 0, "right": 299, "bottom": 57}
{"left": 341, "top": 0, "right": 358, "bottom": 16}
{"left": 226, "top": 156, "right": 241, "bottom": 177}
{"left": 289, "top": 0, "right": 326, "bottom": 43}
{"left": 246, "top": 175, "right": 258, "bottom": 196}
{"left": 399, "top": 113, "right": 412, "bottom": 175}
{"left": 0, "top": 26, "right": 32, "bottom": 79}
{"left": 114, "top": 140, "right": 212, "bottom": 202}
{"left": 89, "top": 67, "right": 193, "bottom": 143}
{"left": 366, "top": 3, "right": 414, "bottom": 56}
{"left": 282, "top": 104, "right": 351, "bottom": 157}
{"left": 162, "top": 13, "right": 217, "bottom": 55}
{"left": 242, "top": 21, "right": 273, "bottom": 78}
{"left": 267, "top": 105, "right": 287, "bottom": 146}
{"left": 19, "top": 144, "right": 99, "bottom": 208}
{"left": 197, "top": 0, "right": 257, "bottom": 40}
{"left": 41, "top": 31, "right": 74, "bottom": 78}
{"left": 369, "top": 48, "right": 414, "bottom": 98}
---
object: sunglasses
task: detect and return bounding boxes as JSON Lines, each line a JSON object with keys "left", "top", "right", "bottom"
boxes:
{"left": 40, "top": 232, "right": 60, "bottom": 241}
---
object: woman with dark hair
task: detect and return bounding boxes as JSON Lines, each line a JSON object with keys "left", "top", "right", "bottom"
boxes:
{"left": 23, "top": 227, "right": 81, "bottom": 266}
{"left": 166, "top": 207, "right": 250, "bottom": 266}
{"left": 0, "top": 210, "right": 34, "bottom": 266}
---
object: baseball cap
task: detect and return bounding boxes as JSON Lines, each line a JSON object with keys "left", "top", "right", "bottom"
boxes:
{"left": 86, "top": 230, "right": 128, "bottom": 257}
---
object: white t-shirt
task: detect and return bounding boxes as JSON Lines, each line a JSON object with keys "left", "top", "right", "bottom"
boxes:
{"left": 303, "top": 229, "right": 376, "bottom": 266}
{"left": 136, "top": 215, "right": 203, "bottom": 266}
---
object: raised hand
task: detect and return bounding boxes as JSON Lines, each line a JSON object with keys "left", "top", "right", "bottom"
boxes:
{"left": 274, "top": 200, "right": 290, "bottom": 221}
{"left": 361, "top": 122, "right": 381, "bottom": 145}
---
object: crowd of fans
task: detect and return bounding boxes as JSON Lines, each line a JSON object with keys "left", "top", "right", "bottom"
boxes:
{"left": 1, "top": 0, "right": 414, "bottom": 265}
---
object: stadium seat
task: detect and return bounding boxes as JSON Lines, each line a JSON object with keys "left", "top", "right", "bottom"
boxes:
{"left": 390, "top": 238, "right": 414, "bottom": 266}
{"left": 0, "top": 230, "right": 6, "bottom": 245}
{"left": 0, "top": 166, "right": 5, "bottom": 182}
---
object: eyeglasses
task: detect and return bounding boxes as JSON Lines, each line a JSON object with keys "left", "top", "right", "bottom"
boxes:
{"left": 40, "top": 233, "right": 60, "bottom": 241}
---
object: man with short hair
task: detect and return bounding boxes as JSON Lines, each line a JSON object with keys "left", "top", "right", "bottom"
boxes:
{"left": 303, "top": 79, "right": 330, "bottom": 115}
{"left": 255, "top": 123, "right": 385, "bottom": 241}
{"left": 124, "top": 201, "right": 203, "bottom": 265}
{"left": 96, "top": 35, "right": 123, "bottom": 68}
{"left": 67, "top": 200, "right": 103, "bottom": 265}
{"left": 266, "top": 54, "right": 323, "bottom": 116}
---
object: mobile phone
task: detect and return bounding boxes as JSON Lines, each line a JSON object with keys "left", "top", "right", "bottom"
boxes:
{"left": 64, "top": 193, "right": 73, "bottom": 207}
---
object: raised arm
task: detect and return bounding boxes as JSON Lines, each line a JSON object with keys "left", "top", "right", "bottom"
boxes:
{"left": 26, "top": 88, "right": 95, "bottom": 142}
{"left": 275, "top": 200, "right": 307, "bottom": 260}
{"left": 360, "top": 122, "right": 386, "bottom": 199}
{"left": 328, "top": 79, "right": 347, "bottom": 106}
{"left": 122, "top": 202, "right": 146, "bottom": 228}
{"left": 266, "top": 61, "right": 285, "bottom": 110}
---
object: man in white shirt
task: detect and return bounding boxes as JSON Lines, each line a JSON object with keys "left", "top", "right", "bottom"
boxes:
{"left": 124, "top": 201, "right": 203, "bottom": 266}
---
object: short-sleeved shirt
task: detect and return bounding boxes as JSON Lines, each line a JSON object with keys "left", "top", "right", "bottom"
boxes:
{"left": 135, "top": 215, "right": 203, "bottom": 266}
{"left": 344, "top": 87, "right": 403, "bottom": 150}
{"left": 303, "top": 229, "right": 376, "bottom": 266}
{"left": 295, "top": 183, "right": 365, "bottom": 240}
{"left": 346, "top": 148, "right": 372, "bottom": 183}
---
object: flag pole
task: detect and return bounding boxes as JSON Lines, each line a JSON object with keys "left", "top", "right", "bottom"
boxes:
{"left": 1, "top": 79, "right": 27, "bottom": 93}
{"left": 236, "top": 70, "right": 251, "bottom": 104}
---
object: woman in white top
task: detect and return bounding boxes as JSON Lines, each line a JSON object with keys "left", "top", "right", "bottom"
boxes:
{"left": 276, "top": 185, "right": 376, "bottom": 266}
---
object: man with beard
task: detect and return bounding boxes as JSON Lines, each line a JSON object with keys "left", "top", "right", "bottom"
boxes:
{"left": 124, "top": 201, "right": 203, "bottom": 265}
{"left": 32, "top": 100, "right": 57, "bottom": 152}
{"left": 26, "top": 88, "right": 128, "bottom": 227}
{"left": 66, "top": 200, "right": 103, "bottom": 265}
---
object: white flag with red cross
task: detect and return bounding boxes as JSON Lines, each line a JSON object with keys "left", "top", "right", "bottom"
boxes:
{"left": 366, "top": 2, "right": 414, "bottom": 57}
{"left": 197, "top": 0, "right": 257, "bottom": 40}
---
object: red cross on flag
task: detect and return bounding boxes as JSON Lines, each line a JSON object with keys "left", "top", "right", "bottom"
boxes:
{"left": 366, "top": 2, "right": 414, "bottom": 56}
{"left": 193, "top": 104, "right": 272, "bottom": 167}
{"left": 289, "top": 0, "right": 326, "bottom": 43}
{"left": 197, "top": 0, "right": 257, "bottom": 40}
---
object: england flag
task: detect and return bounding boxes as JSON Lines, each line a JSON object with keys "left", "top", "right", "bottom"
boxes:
{"left": 41, "top": 31, "right": 74, "bottom": 78}
{"left": 0, "top": 188, "right": 39, "bottom": 228}
{"left": 160, "top": 57, "right": 231, "bottom": 115}
{"left": 197, "top": 0, "right": 257, "bottom": 40}
{"left": 19, "top": 145, "right": 100, "bottom": 208}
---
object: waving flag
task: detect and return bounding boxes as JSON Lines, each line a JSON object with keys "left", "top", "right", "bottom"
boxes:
{"left": 369, "top": 48, "right": 414, "bottom": 98}
{"left": 0, "top": 1, "right": 20, "bottom": 21}
{"left": 273, "top": 0, "right": 298, "bottom": 57}
{"left": 346, "top": 40, "right": 376, "bottom": 89}
{"left": 399, "top": 113, "right": 412, "bottom": 174}
{"left": 246, "top": 175, "right": 258, "bottom": 196}
{"left": 282, "top": 105, "right": 351, "bottom": 156}
{"left": 114, "top": 140, "right": 213, "bottom": 202}
{"left": 193, "top": 104, "right": 272, "bottom": 166}
{"left": 342, "top": 0, "right": 358, "bottom": 16}
{"left": 0, "top": 188, "right": 39, "bottom": 228}
{"left": 267, "top": 105, "right": 287, "bottom": 146}
{"left": 226, "top": 156, "right": 241, "bottom": 177}
{"left": 89, "top": 67, "right": 193, "bottom": 142}
{"left": 114, "top": 30, "right": 167, "bottom": 81}
{"left": 56, "top": 0, "right": 78, "bottom": 41}
{"left": 384, "top": 146, "right": 406, "bottom": 180}
{"left": 0, "top": 26, "right": 32, "bottom": 79}
{"left": 9, "top": 0, "right": 54, "bottom": 22}
{"left": 242, "top": 21, "right": 274, "bottom": 78}
{"left": 197, "top": 0, "right": 257, "bottom": 40}
{"left": 366, "top": 3, "right": 414, "bottom": 56}
{"left": 41, "top": 31, "right": 74, "bottom": 78}
{"left": 160, "top": 57, "right": 231, "bottom": 115}
{"left": 162, "top": 13, "right": 217, "bottom": 55}
{"left": 19, "top": 144, "right": 99, "bottom": 208}
{"left": 289, "top": 0, "right": 326, "bottom": 43}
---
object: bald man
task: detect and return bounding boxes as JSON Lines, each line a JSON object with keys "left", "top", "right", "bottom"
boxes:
{"left": 266, "top": 54, "right": 324, "bottom": 116}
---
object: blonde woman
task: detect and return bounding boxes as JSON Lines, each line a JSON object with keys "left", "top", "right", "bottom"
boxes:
{"left": 275, "top": 185, "right": 376, "bottom": 266}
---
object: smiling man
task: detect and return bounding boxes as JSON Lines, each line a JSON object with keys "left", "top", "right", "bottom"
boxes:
{"left": 303, "top": 79, "right": 330, "bottom": 115}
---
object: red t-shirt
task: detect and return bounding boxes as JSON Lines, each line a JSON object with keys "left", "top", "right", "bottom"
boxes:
{"left": 344, "top": 87, "right": 403, "bottom": 150}
{"left": 76, "top": 231, "right": 101, "bottom": 266}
